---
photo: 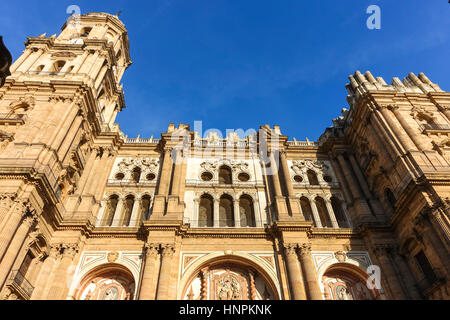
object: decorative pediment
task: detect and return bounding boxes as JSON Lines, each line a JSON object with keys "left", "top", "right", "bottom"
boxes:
{"left": 410, "top": 105, "right": 435, "bottom": 122}
{"left": 117, "top": 157, "right": 160, "bottom": 173}
{"left": 200, "top": 159, "right": 249, "bottom": 173}
{"left": 8, "top": 96, "right": 36, "bottom": 115}
{"left": 291, "top": 159, "right": 329, "bottom": 174}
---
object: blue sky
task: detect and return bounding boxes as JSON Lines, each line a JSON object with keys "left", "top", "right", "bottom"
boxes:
{"left": 1, "top": 1, "right": 449, "bottom": 140}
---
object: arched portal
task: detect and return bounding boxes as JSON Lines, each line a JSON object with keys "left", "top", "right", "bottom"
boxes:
{"left": 75, "top": 264, "right": 135, "bottom": 300}
{"left": 322, "top": 263, "right": 381, "bottom": 300}
{"left": 181, "top": 256, "right": 279, "bottom": 300}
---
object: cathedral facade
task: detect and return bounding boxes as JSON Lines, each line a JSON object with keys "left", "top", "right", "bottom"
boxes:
{"left": 0, "top": 12, "right": 449, "bottom": 300}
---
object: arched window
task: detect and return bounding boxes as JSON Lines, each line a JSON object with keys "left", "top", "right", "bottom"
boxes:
{"left": 331, "top": 197, "right": 349, "bottom": 228}
{"left": 307, "top": 170, "right": 319, "bottom": 185}
{"left": 322, "top": 265, "right": 380, "bottom": 300}
{"left": 199, "top": 194, "right": 214, "bottom": 227}
{"left": 52, "top": 60, "right": 66, "bottom": 73}
{"left": 36, "top": 65, "right": 45, "bottom": 73}
{"left": 97, "top": 89, "right": 106, "bottom": 100}
{"left": 131, "top": 167, "right": 141, "bottom": 183}
{"left": 315, "top": 197, "right": 332, "bottom": 228}
{"left": 122, "top": 195, "right": 135, "bottom": 226}
{"left": 80, "top": 27, "right": 92, "bottom": 38}
{"left": 140, "top": 195, "right": 151, "bottom": 221}
{"left": 239, "top": 195, "right": 255, "bottom": 227}
{"left": 219, "top": 194, "right": 234, "bottom": 227}
{"left": 218, "top": 166, "right": 232, "bottom": 185}
{"left": 300, "top": 197, "right": 314, "bottom": 222}
{"left": 385, "top": 188, "right": 396, "bottom": 209}
{"left": 75, "top": 265, "right": 135, "bottom": 300}
{"left": 66, "top": 66, "right": 74, "bottom": 73}
{"left": 104, "top": 195, "right": 119, "bottom": 226}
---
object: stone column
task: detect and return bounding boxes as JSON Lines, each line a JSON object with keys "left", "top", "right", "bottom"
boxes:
{"left": 390, "top": 105, "right": 428, "bottom": 151}
{"left": 298, "top": 243, "right": 322, "bottom": 300}
{"left": 325, "top": 198, "right": 340, "bottom": 228}
{"left": 348, "top": 154, "right": 373, "bottom": 200}
{"left": 391, "top": 248, "right": 421, "bottom": 300}
{"left": 157, "top": 148, "right": 174, "bottom": 197}
{"left": 95, "top": 200, "right": 107, "bottom": 227}
{"left": 427, "top": 209, "right": 450, "bottom": 250}
{"left": 269, "top": 152, "right": 283, "bottom": 198}
{"left": 280, "top": 151, "right": 302, "bottom": 218}
{"left": 0, "top": 200, "right": 31, "bottom": 261}
{"left": 129, "top": 198, "right": 141, "bottom": 227}
{"left": 31, "top": 245, "right": 60, "bottom": 300}
{"left": 249, "top": 271, "right": 257, "bottom": 300}
{"left": 373, "top": 245, "right": 406, "bottom": 299}
{"left": 170, "top": 149, "right": 183, "bottom": 197}
{"left": 86, "top": 148, "right": 111, "bottom": 197}
{"left": 72, "top": 51, "right": 89, "bottom": 73}
{"left": 283, "top": 243, "right": 307, "bottom": 300}
{"left": 178, "top": 154, "right": 188, "bottom": 203}
{"left": 111, "top": 197, "right": 124, "bottom": 227}
{"left": 280, "top": 151, "right": 294, "bottom": 197}
{"left": 337, "top": 194, "right": 353, "bottom": 228}
{"left": 214, "top": 199, "right": 220, "bottom": 228}
{"left": 152, "top": 148, "right": 174, "bottom": 217}
{"left": 138, "top": 243, "right": 159, "bottom": 300}
{"left": 193, "top": 198, "right": 199, "bottom": 227}
{"left": 10, "top": 48, "right": 32, "bottom": 72}
{"left": 16, "top": 48, "right": 43, "bottom": 73}
{"left": 336, "top": 154, "right": 364, "bottom": 200}
{"left": 74, "top": 148, "right": 97, "bottom": 196}
{"left": 309, "top": 196, "right": 323, "bottom": 228}
{"left": 0, "top": 215, "right": 35, "bottom": 288}
{"left": 200, "top": 267, "right": 209, "bottom": 300}
{"left": 57, "top": 112, "right": 84, "bottom": 161}
{"left": 46, "top": 243, "right": 79, "bottom": 300}
{"left": 155, "top": 244, "right": 175, "bottom": 300}
{"left": 415, "top": 211, "right": 450, "bottom": 270}
{"left": 379, "top": 106, "right": 416, "bottom": 152}
{"left": 0, "top": 194, "right": 16, "bottom": 229}
{"left": 233, "top": 198, "right": 241, "bottom": 228}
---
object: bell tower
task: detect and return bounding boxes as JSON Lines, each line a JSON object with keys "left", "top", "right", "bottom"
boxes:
{"left": 8, "top": 12, "right": 131, "bottom": 127}
{"left": 0, "top": 12, "right": 132, "bottom": 218}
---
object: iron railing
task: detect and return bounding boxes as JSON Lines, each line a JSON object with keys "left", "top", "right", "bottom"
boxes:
{"left": 423, "top": 123, "right": 450, "bottom": 131}
{"left": 288, "top": 140, "right": 319, "bottom": 147}
{"left": 8, "top": 270, "right": 34, "bottom": 298}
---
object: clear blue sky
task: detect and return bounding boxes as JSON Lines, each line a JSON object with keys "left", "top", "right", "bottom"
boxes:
{"left": 1, "top": 1, "right": 449, "bottom": 140}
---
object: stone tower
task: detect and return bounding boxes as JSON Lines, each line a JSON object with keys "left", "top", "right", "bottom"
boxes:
{"left": 0, "top": 13, "right": 131, "bottom": 299}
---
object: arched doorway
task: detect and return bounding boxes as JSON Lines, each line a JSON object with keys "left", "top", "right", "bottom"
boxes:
{"left": 75, "top": 264, "right": 135, "bottom": 300}
{"left": 181, "top": 257, "right": 279, "bottom": 300}
{"left": 322, "top": 264, "right": 381, "bottom": 300}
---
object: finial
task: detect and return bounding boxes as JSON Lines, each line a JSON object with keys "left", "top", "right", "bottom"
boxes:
{"left": 116, "top": 10, "right": 123, "bottom": 17}
{"left": 39, "top": 33, "right": 46, "bottom": 38}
